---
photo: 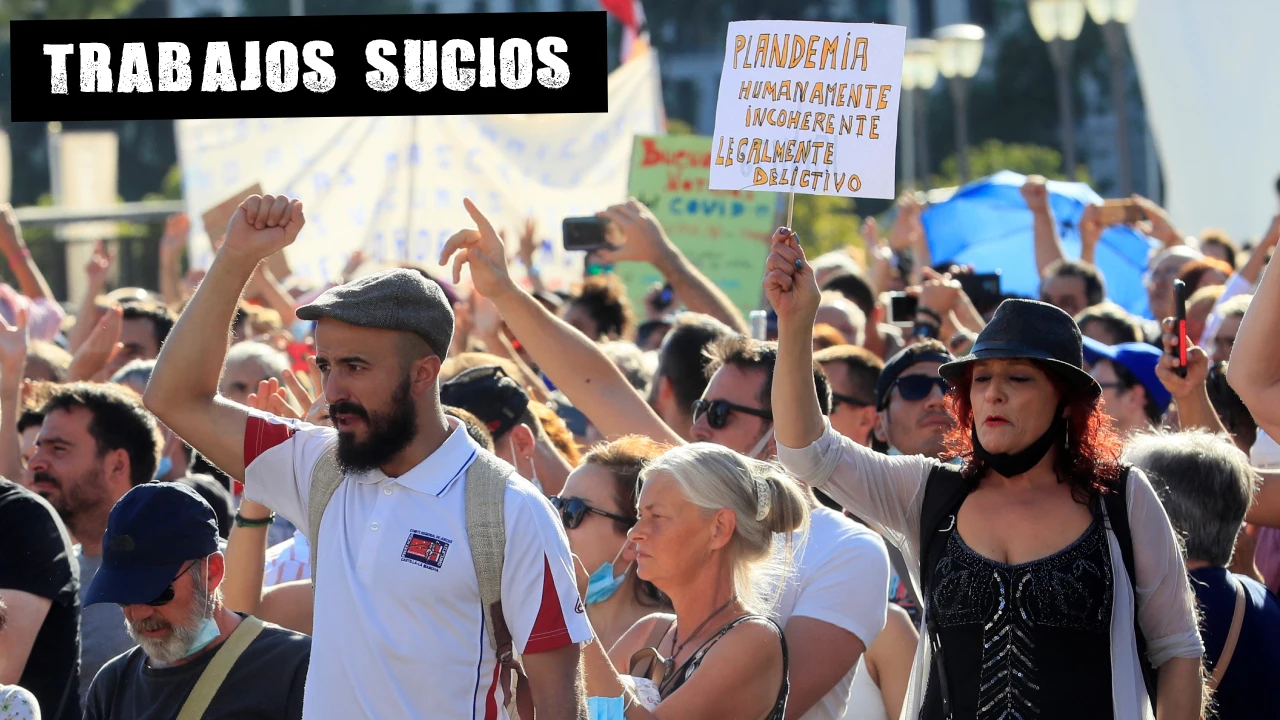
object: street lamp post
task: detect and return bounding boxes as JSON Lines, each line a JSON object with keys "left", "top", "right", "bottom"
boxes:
{"left": 902, "top": 39, "right": 939, "bottom": 190}
{"left": 933, "top": 25, "right": 985, "bottom": 184}
{"left": 1029, "top": 0, "right": 1086, "bottom": 179}
{"left": 1087, "top": 0, "right": 1140, "bottom": 195}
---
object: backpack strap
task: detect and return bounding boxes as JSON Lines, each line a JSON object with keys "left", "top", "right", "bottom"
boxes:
{"left": 176, "top": 616, "right": 265, "bottom": 720}
{"left": 307, "top": 444, "right": 343, "bottom": 588}
{"left": 1102, "top": 465, "right": 1158, "bottom": 706}
{"left": 465, "top": 450, "right": 531, "bottom": 720}
{"left": 917, "top": 463, "right": 970, "bottom": 720}
{"left": 1209, "top": 575, "right": 1247, "bottom": 691}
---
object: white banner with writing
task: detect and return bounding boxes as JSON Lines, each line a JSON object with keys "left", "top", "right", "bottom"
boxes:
{"left": 709, "top": 21, "right": 904, "bottom": 199}
{"left": 176, "top": 51, "right": 664, "bottom": 292}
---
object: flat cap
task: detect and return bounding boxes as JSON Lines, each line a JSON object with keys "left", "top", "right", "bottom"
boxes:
{"left": 295, "top": 269, "right": 454, "bottom": 357}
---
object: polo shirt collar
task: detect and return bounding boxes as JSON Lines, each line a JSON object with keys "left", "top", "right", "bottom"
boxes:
{"left": 354, "top": 416, "right": 479, "bottom": 497}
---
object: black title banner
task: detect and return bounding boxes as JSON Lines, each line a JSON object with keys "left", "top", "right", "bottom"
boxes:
{"left": 10, "top": 11, "right": 608, "bottom": 121}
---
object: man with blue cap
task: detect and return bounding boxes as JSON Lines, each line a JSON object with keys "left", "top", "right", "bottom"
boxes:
{"left": 83, "top": 482, "right": 309, "bottom": 720}
{"left": 1082, "top": 337, "right": 1172, "bottom": 435}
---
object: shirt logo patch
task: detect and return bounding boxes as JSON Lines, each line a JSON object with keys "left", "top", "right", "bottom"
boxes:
{"left": 401, "top": 530, "right": 451, "bottom": 571}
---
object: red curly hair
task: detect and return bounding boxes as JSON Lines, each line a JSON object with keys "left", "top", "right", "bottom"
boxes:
{"left": 942, "top": 360, "right": 1126, "bottom": 504}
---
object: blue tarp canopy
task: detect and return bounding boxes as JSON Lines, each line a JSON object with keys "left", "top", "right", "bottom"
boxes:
{"left": 920, "top": 170, "right": 1159, "bottom": 319}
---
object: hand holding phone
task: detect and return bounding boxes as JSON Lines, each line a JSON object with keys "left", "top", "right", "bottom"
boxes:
{"left": 1098, "top": 199, "right": 1144, "bottom": 227}
{"left": 888, "top": 292, "right": 918, "bottom": 326}
{"left": 562, "top": 216, "right": 617, "bottom": 252}
{"left": 1173, "top": 279, "right": 1188, "bottom": 378}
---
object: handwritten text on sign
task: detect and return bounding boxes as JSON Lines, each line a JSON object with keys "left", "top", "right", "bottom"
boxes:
{"left": 709, "top": 21, "right": 905, "bottom": 200}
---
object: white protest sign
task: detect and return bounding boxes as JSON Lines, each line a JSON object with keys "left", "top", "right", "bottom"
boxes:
{"left": 176, "top": 51, "right": 664, "bottom": 292}
{"left": 709, "top": 21, "right": 906, "bottom": 199}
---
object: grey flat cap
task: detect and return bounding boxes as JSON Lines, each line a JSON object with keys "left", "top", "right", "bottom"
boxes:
{"left": 295, "top": 269, "right": 454, "bottom": 357}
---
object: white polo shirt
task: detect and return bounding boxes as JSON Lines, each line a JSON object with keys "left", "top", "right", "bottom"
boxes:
{"left": 774, "top": 507, "right": 891, "bottom": 720}
{"left": 243, "top": 411, "right": 592, "bottom": 720}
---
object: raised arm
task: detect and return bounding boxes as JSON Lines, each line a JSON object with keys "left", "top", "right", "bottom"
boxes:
{"left": 594, "top": 199, "right": 749, "bottom": 335}
{"left": 0, "top": 309, "right": 27, "bottom": 484}
{"left": 144, "top": 195, "right": 306, "bottom": 480}
{"left": 1132, "top": 195, "right": 1186, "bottom": 248}
{"left": 1154, "top": 321, "right": 1229, "bottom": 437}
{"left": 765, "top": 227, "right": 826, "bottom": 450}
{"left": 1227, "top": 241, "right": 1280, "bottom": 439}
{"left": 0, "top": 204, "right": 56, "bottom": 303}
{"left": 440, "top": 199, "right": 682, "bottom": 446}
{"left": 158, "top": 213, "right": 191, "bottom": 307}
{"left": 1022, "top": 176, "right": 1067, "bottom": 277}
{"left": 68, "top": 241, "right": 113, "bottom": 354}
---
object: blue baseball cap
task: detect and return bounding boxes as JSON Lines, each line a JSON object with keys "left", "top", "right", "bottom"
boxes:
{"left": 1081, "top": 338, "right": 1172, "bottom": 411}
{"left": 85, "top": 482, "right": 221, "bottom": 607}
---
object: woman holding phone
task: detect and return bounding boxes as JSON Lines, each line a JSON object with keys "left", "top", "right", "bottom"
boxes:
{"left": 764, "top": 227, "right": 1205, "bottom": 719}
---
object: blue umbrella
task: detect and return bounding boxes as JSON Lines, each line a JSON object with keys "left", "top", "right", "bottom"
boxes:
{"left": 920, "top": 170, "right": 1159, "bottom": 319}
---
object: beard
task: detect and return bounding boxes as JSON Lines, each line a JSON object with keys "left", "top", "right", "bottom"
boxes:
{"left": 33, "top": 466, "right": 106, "bottom": 535}
{"left": 331, "top": 376, "right": 418, "bottom": 475}
{"left": 125, "top": 576, "right": 209, "bottom": 667}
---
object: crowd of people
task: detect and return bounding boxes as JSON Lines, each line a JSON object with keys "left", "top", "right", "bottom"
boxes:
{"left": 0, "top": 172, "right": 1278, "bottom": 720}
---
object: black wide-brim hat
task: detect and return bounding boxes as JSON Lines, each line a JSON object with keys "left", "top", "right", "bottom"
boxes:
{"left": 938, "top": 298, "right": 1101, "bottom": 399}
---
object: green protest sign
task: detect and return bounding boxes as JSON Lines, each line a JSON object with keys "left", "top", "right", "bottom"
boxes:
{"left": 619, "top": 134, "right": 778, "bottom": 318}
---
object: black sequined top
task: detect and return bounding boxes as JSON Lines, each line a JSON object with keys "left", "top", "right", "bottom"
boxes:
{"left": 920, "top": 520, "right": 1115, "bottom": 719}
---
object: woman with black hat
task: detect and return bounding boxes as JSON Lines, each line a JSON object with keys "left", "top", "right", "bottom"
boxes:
{"left": 762, "top": 228, "right": 1204, "bottom": 719}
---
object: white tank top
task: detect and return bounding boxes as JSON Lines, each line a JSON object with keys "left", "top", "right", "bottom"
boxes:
{"left": 841, "top": 656, "right": 888, "bottom": 720}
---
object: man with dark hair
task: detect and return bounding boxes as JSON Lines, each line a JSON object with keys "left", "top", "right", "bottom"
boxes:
{"left": 1040, "top": 258, "right": 1106, "bottom": 318}
{"left": 873, "top": 340, "right": 956, "bottom": 459}
{"left": 145, "top": 195, "right": 590, "bottom": 719}
{"left": 28, "top": 381, "right": 163, "bottom": 704}
{"left": 1075, "top": 302, "right": 1143, "bottom": 345}
{"left": 120, "top": 303, "right": 176, "bottom": 363}
{"left": 647, "top": 312, "right": 733, "bottom": 441}
{"left": 696, "top": 335, "right": 832, "bottom": 458}
{"left": 814, "top": 345, "right": 883, "bottom": 447}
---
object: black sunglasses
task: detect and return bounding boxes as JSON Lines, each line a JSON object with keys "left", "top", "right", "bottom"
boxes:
{"left": 691, "top": 399, "right": 773, "bottom": 430}
{"left": 549, "top": 496, "right": 634, "bottom": 530}
{"left": 143, "top": 560, "right": 199, "bottom": 607}
{"left": 892, "top": 375, "right": 949, "bottom": 403}
{"left": 831, "top": 392, "right": 873, "bottom": 410}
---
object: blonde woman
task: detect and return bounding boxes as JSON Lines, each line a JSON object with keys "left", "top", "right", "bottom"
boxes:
{"left": 580, "top": 443, "right": 810, "bottom": 719}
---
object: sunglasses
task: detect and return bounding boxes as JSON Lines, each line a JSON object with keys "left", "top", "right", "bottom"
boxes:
{"left": 831, "top": 392, "right": 873, "bottom": 410}
{"left": 691, "top": 399, "right": 773, "bottom": 430}
{"left": 892, "top": 375, "right": 949, "bottom": 403}
{"left": 629, "top": 646, "right": 675, "bottom": 690}
{"left": 549, "top": 496, "right": 634, "bottom": 530}
{"left": 143, "top": 560, "right": 199, "bottom": 607}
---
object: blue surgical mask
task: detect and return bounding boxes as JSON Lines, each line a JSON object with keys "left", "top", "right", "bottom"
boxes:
{"left": 585, "top": 543, "right": 632, "bottom": 606}
{"left": 154, "top": 455, "right": 173, "bottom": 480}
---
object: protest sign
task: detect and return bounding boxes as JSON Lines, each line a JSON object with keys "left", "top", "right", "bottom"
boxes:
{"left": 176, "top": 50, "right": 664, "bottom": 293}
{"left": 620, "top": 134, "right": 776, "bottom": 315}
{"left": 11, "top": 12, "right": 607, "bottom": 121}
{"left": 709, "top": 21, "right": 905, "bottom": 200}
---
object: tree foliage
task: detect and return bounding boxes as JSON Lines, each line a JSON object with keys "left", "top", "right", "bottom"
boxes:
{"left": 932, "top": 139, "right": 1091, "bottom": 189}
{"left": 0, "top": 0, "right": 139, "bottom": 23}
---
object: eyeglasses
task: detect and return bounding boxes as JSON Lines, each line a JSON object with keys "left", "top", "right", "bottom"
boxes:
{"left": 831, "top": 392, "right": 873, "bottom": 411}
{"left": 891, "top": 376, "right": 949, "bottom": 403}
{"left": 691, "top": 399, "right": 773, "bottom": 430}
{"left": 549, "top": 496, "right": 634, "bottom": 530}
{"left": 143, "top": 560, "right": 199, "bottom": 607}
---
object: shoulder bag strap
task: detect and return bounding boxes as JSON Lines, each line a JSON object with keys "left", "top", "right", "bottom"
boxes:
{"left": 1209, "top": 576, "right": 1247, "bottom": 690}
{"left": 465, "top": 450, "right": 527, "bottom": 719}
{"left": 306, "top": 444, "right": 344, "bottom": 588}
{"left": 918, "top": 464, "right": 968, "bottom": 720}
{"left": 1102, "top": 465, "right": 1158, "bottom": 703}
{"left": 176, "top": 616, "right": 266, "bottom": 720}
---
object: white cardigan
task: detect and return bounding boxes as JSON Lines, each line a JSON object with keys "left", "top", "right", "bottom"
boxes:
{"left": 777, "top": 419, "right": 1203, "bottom": 720}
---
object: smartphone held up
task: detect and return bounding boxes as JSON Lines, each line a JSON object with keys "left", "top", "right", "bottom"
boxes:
{"left": 1174, "top": 279, "right": 1188, "bottom": 378}
{"left": 1098, "top": 199, "right": 1144, "bottom": 227}
{"left": 562, "top": 216, "right": 619, "bottom": 252}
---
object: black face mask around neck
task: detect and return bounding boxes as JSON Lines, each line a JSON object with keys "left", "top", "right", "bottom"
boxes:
{"left": 971, "top": 405, "right": 1067, "bottom": 478}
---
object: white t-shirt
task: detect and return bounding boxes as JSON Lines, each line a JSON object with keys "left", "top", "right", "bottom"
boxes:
{"left": 773, "top": 507, "right": 891, "bottom": 720}
{"left": 243, "top": 411, "right": 592, "bottom": 720}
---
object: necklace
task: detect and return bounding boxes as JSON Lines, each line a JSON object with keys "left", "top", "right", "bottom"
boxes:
{"left": 659, "top": 595, "right": 739, "bottom": 692}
